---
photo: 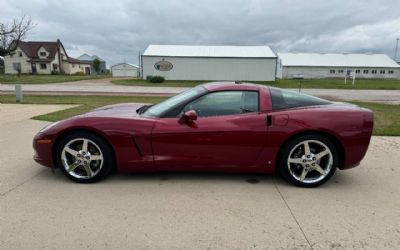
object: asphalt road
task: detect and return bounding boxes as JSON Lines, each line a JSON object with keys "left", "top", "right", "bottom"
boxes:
{"left": 1, "top": 104, "right": 400, "bottom": 249}
{"left": 1, "top": 82, "right": 400, "bottom": 104}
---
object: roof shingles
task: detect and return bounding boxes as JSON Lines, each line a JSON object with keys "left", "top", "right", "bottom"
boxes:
{"left": 17, "top": 40, "right": 89, "bottom": 65}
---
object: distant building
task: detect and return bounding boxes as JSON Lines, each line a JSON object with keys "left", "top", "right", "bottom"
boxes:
{"left": 78, "top": 54, "right": 107, "bottom": 74}
{"left": 4, "top": 40, "right": 91, "bottom": 75}
{"left": 277, "top": 53, "right": 400, "bottom": 79}
{"left": 111, "top": 63, "right": 138, "bottom": 77}
{"left": 142, "top": 45, "right": 277, "bottom": 81}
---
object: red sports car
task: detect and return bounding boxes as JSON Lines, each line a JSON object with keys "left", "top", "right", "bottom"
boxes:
{"left": 33, "top": 82, "right": 373, "bottom": 187}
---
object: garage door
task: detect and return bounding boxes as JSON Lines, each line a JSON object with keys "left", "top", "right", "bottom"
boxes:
{"left": 112, "top": 69, "right": 137, "bottom": 77}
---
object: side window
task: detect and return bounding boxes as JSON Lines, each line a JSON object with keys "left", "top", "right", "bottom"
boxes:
{"left": 270, "top": 88, "right": 331, "bottom": 110}
{"left": 182, "top": 91, "right": 259, "bottom": 117}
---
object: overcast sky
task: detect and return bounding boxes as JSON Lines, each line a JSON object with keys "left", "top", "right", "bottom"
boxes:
{"left": 2, "top": 0, "right": 400, "bottom": 66}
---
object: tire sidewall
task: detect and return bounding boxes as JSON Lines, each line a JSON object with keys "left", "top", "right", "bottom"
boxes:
{"left": 56, "top": 132, "right": 114, "bottom": 183}
{"left": 278, "top": 134, "right": 338, "bottom": 187}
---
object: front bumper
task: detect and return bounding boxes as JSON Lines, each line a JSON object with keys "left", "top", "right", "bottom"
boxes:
{"left": 33, "top": 132, "right": 55, "bottom": 168}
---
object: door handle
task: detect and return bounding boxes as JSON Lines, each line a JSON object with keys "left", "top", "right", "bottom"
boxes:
{"left": 266, "top": 115, "right": 272, "bottom": 126}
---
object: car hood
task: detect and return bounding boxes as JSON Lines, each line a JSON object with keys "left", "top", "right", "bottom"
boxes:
{"left": 81, "top": 103, "right": 148, "bottom": 118}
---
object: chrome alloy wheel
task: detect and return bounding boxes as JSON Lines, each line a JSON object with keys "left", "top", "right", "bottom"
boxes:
{"left": 61, "top": 138, "right": 104, "bottom": 179}
{"left": 287, "top": 140, "right": 333, "bottom": 184}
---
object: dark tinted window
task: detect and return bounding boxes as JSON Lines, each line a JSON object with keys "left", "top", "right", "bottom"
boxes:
{"left": 270, "top": 88, "right": 331, "bottom": 110}
{"left": 182, "top": 91, "right": 259, "bottom": 117}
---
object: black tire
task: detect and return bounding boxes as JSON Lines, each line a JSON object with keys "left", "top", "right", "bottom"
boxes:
{"left": 278, "top": 134, "right": 338, "bottom": 187}
{"left": 55, "top": 132, "right": 114, "bottom": 183}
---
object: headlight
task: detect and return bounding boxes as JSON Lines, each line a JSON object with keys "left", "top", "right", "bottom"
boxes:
{"left": 39, "top": 121, "right": 60, "bottom": 133}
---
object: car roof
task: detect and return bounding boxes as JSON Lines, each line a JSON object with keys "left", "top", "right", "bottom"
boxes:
{"left": 201, "top": 81, "right": 269, "bottom": 92}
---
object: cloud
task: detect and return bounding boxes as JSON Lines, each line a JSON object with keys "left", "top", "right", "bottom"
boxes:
{"left": 274, "top": 18, "right": 400, "bottom": 54}
{"left": 1, "top": 0, "right": 400, "bottom": 66}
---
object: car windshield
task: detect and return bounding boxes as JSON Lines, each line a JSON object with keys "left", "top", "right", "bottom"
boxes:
{"left": 143, "top": 86, "right": 207, "bottom": 117}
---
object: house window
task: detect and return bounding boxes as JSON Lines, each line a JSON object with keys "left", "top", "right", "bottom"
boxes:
{"left": 13, "top": 63, "right": 21, "bottom": 71}
{"left": 388, "top": 70, "right": 394, "bottom": 74}
{"left": 40, "top": 63, "right": 47, "bottom": 69}
{"left": 363, "top": 70, "right": 369, "bottom": 74}
{"left": 40, "top": 52, "right": 46, "bottom": 57}
{"left": 18, "top": 51, "right": 23, "bottom": 57}
{"left": 355, "top": 69, "right": 360, "bottom": 74}
{"left": 329, "top": 69, "right": 335, "bottom": 74}
{"left": 72, "top": 64, "right": 75, "bottom": 68}
{"left": 380, "top": 70, "right": 385, "bottom": 74}
{"left": 338, "top": 69, "right": 344, "bottom": 73}
{"left": 371, "top": 70, "right": 377, "bottom": 74}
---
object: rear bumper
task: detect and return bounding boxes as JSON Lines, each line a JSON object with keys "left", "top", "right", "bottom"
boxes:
{"left": 340, "top": 131, "right": 372, "bottom": 170}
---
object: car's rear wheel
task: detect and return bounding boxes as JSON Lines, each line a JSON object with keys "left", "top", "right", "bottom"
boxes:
{"left": 278, "top": 134, "right": 338, "bottom": 187}
{"left": 56, "top": 132, "right": 114, "bottom": 183}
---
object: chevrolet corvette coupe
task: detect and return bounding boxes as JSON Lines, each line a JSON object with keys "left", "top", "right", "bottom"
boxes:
{"left": 33, "top": 82, "right": 373, "bottom": 187}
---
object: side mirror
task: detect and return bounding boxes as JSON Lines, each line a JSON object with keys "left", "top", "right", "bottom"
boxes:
{"left": 182, "top": 110, "right": 197, "bottom": 121}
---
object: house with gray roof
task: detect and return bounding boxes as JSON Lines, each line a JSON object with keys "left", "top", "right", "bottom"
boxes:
{"left": 78, "top": 53, "right": 107, "bottom": 75}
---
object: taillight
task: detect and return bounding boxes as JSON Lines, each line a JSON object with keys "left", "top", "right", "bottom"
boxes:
{"left": 363, "top": 109, "right": 374, "bottom": 132}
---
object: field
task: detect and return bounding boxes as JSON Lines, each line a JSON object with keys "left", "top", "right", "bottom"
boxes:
{"left": 0, "top": 95, "right": 399, "bottom": 136}
{"left": 111, "top": 78, "right": 400, "bottom": 90}
{"left": 0, "top": 74, "right": 110, "bottom": 84}
{"left": 0, "top": 95, "right": 166, "bottom": 121}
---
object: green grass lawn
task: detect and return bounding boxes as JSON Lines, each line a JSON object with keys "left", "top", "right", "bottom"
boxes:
{"left": 349, "top": 101, "right": 400, "bottom": 136}
{"left": 0, "top": 74, "right": 110, "bottom": 84}
{"left": 111, "top": 78, "right": 206, "bottom": 87}
{"left": 112, "top": 78, "right": 400, "bottom": 90}
{"left": 0, "top": 95, "right": 399, "bottom": 136}
{"left": 0, "top": 95, "right": 166, "bottom": 121}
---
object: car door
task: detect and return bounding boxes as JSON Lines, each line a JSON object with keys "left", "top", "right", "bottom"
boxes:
{"left": 151, "top": 90, "right": 268, "bottom": 171}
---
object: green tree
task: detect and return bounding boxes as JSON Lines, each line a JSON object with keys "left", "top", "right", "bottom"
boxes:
{"left": 92, "top": 58, "right": 101, "bottom": 74}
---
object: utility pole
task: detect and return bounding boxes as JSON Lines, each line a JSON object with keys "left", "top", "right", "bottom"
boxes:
{"left": 395, "top": 38, "right": 400, "bottom": 61}
{"left": 138, "top": 51, "right": 141, "bottom": 78}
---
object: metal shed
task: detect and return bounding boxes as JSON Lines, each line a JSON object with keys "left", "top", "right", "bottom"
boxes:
{"left": 277, "top": 53, "right": 400, "bottom": 79}
{"left": 111, "top": 63, "right": 138, "bottom": 77}
{"left": 142, "top": 45, "right": 277, "bottom": 81}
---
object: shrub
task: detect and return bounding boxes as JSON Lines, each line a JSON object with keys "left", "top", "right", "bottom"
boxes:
{"left": 148, "top": 75, "right": 165, "bottom": 83}
{"left": 51, "top": 70, "right": 60, "bottom": 75}
{"left": 73, "top": 71, "right": 85, "bottom": 76}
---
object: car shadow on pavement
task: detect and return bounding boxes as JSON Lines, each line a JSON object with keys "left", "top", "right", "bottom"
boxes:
{"left": 110, "top": 172, "right": 277, "bottom": 185}
{"left": 39, "top": 169, "right": 275, "bottom": 185}
{"left": 37, "top": 167, "right": 359, "bottom": 189}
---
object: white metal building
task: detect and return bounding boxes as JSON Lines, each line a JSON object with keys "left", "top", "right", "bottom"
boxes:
{"left": 277, "top": 53, "right": 400, "bottom": 79}
{"left": 111, "top": 63, "right": 138, "bottom": 77}
{"left": 142, "top": 45, "right": 277, "bottom": 81}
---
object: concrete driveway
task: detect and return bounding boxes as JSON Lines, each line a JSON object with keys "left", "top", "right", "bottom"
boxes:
{"left": 0, "top": 104, "right": 399, "bottom": 249}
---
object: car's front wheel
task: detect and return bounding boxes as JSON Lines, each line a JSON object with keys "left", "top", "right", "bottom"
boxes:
{"left": 278, "top": 135, "right": 338, "bottom": 187}
{"left": 56, "top": 132, "right": 114, "bottom": 183}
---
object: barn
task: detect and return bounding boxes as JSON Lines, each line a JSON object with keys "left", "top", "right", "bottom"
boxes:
{"left": 277, "top": 53, "right": 400, "bottom": 79}
{"left": 141, "top": 45, "right": 277, "bottom": 81}
{"left": 111, "top": 63, "right": 138, "bottom": 77}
